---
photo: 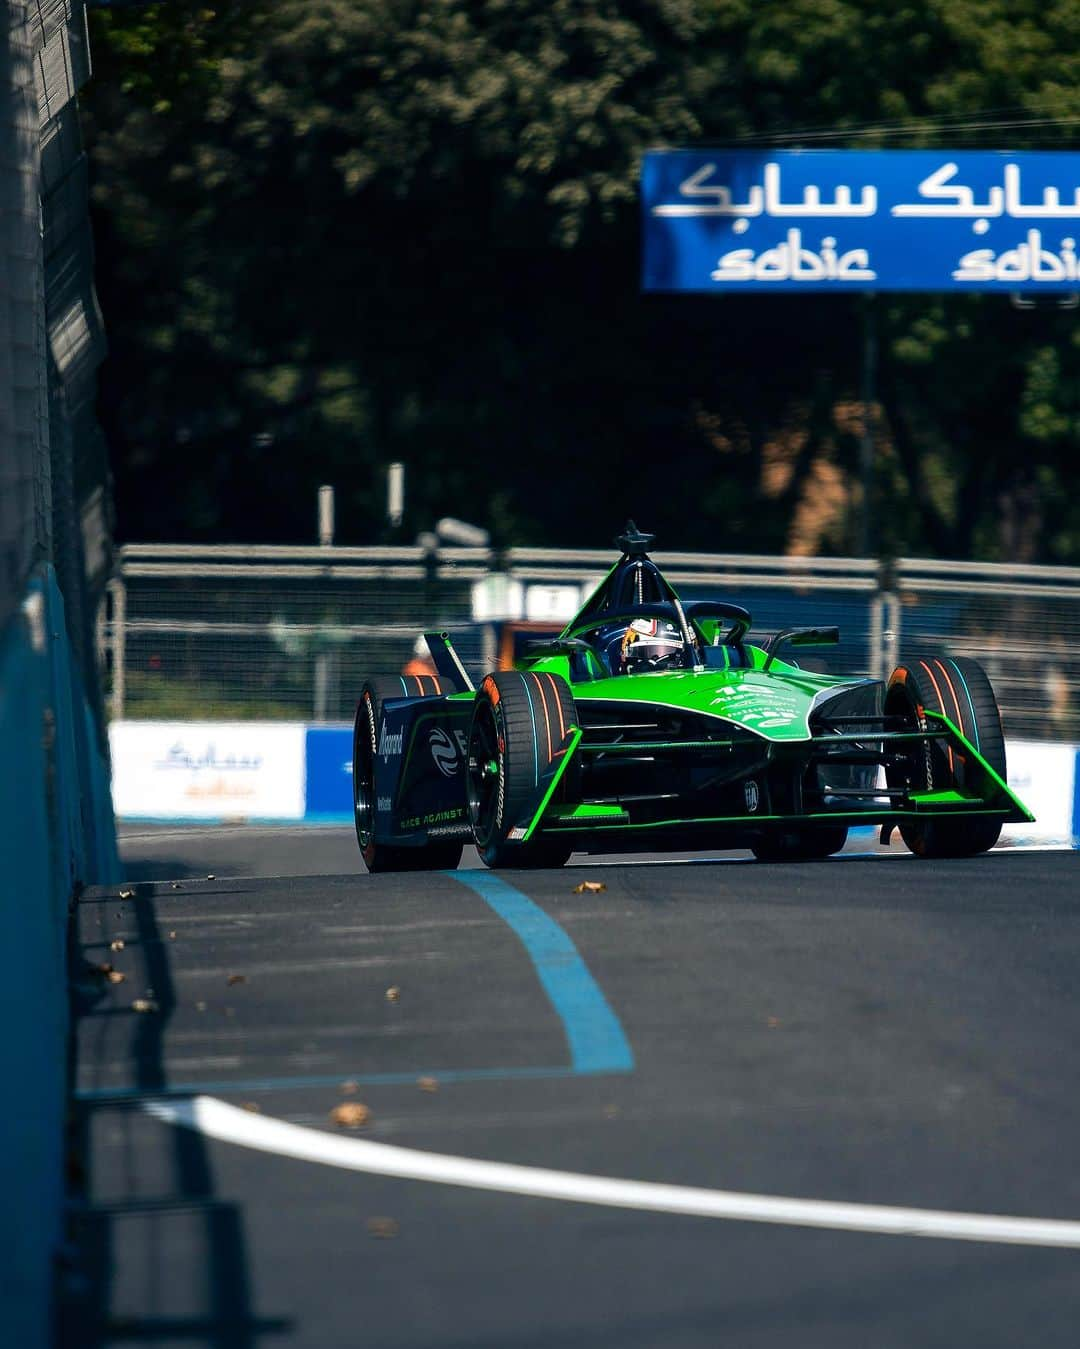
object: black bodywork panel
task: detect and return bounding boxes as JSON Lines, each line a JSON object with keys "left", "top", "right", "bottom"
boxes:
{"left": 373, "top": 694, "right": 474, "bottom": 843}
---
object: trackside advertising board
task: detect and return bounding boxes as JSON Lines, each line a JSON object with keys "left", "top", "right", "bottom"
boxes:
{"left": 110, "top": 722, "right": 306, "bottom": 821}
{"left": 642, "top": 150, "right": 1080, "bottom": 292}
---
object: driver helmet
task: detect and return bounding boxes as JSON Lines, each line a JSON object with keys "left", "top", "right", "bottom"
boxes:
{"left": 598, "top": 617, "right": 685, "bottom": 675}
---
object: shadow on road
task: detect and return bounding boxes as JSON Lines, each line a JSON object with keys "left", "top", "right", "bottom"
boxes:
{"left": 59, "top": 882, "right": 290, "bottom": 1346}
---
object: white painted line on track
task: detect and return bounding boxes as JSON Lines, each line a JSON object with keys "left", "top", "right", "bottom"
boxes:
{"left": 147, "top": 1095, "right": 1080, "bottom": 1249}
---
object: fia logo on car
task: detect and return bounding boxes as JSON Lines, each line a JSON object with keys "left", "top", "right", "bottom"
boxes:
{"left": 429, "top": 727, "right": 459, "bottom": 778}
{"left": 744, "top": 780, "right": 760, "bottom": 813}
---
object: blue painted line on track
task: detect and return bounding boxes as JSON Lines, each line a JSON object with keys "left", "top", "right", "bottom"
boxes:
{"left": 450, "top": 869, "right": 635, "bottom": 1075}
{"left": 75, "top": 871, "right": 634, "bottom": 1103}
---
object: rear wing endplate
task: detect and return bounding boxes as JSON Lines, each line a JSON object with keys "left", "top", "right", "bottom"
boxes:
{"left": 424, "top": 631, "right": 475, "bottom": 693}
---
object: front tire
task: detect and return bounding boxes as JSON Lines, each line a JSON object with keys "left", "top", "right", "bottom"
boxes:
{"left": 885, "top": 655, "right": 1005, "bottom": 858}
{"left": 467, "top": 671, "right": 577, "bottom": 869}
{"left": 353, "top": 677, "right": 464, "bottom": 873}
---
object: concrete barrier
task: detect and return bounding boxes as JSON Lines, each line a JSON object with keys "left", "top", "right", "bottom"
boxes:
{"left": 0, "top": 567, "right": 118, "bottom": 1349}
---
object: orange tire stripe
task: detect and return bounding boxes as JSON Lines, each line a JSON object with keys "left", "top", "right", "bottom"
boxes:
{"left": 934, "top": 659, "right": 965, "bottom": 736}
{"left": 543, "top": 672, "right": 567, "bottom": 741}
{"left": 918, "top": 660, "right": 954, "bottom": 775}
{"left": 532, "top": 673, "right": 553, "bottom": 764}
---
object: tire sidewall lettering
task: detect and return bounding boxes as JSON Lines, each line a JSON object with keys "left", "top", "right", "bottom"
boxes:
{"left": 492, "top": 696, "right": 506, "bottom": 831}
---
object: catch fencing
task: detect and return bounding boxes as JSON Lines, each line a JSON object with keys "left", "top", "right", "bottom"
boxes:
{"left": 1, "top": 0, "right": 111, "bottom": 720}
{"left": 2, "top": 6, "right": 115, "bottom": 1348}
{"left": 99, "top": 545, "right": 1080, "bottom": 743}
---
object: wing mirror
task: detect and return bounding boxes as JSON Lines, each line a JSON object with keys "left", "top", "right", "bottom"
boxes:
{"left": 761, "top": 626, "right": 839, "bottom": 671}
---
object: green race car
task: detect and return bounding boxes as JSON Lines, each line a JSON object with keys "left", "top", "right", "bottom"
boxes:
{"left": 352, "top": 523, "right": 1032, "bottom": 871}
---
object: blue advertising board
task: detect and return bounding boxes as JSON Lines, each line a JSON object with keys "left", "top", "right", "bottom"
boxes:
{"left": 304, "top": 726, "right": 353, "bottom": 821}
{"left": 641, "top": 150, "right": 1080, "bottom": 292}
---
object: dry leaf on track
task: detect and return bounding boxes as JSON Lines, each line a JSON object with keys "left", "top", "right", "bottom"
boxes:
{"left": 91, "top": 962, "right": 125, "bottom": 985}
{"left": 330, "top": 1102, "right": 371, "bottom": 1129}
{"left": 241, "top": 1102, "right": 261, "bottom": 1113}
{"left": 132, "top": 999, "right": 158, "bottom": 1014}
{"left": 417, "top": 1076, "right": 439, "bottom": 1094}
{"left": 226, "top": 974, "right": 246, "bottom": 987}
{"left": 573, "top": 880, "right": 606, "bottom": 894}
{"left": 385, "top": 986, "right": 401, "bottom": 1002}
{"left": 118, "top": 889, "right": 134, "bottom": 900}
{"left": 109, "top": 939, "right": 125, "bottom": 952}
{"left": 366, "top": 1217, "right": 399, "bottom": 1239}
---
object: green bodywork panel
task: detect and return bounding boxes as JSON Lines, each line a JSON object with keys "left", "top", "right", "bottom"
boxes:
{"left": 524, "top": 651, "right": 863, "bottom": 744}
{"left": 549, "top": 803, "right": 629, "bottom": 821}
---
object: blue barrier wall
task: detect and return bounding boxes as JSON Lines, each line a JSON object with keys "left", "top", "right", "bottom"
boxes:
{"left": 1075, "top": 752, "right": 1080, "bottom": 847}
{"left": 0, "top": 568, "right": 119, "bottom": 1349}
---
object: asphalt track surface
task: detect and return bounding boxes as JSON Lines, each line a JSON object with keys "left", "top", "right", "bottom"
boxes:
{"left": 62, "top": 828, "right": 1080, "bottom": 1348}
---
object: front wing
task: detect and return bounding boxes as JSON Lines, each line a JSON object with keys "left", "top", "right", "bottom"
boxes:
{"left": 521, "top": 708, "right": 1033, "bottom": 853}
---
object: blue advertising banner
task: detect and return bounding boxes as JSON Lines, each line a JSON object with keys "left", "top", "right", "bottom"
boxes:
{"left": 641, "top": 150, "right": 1080, "bottom": 292}
{"left": 304, "top": 726, "right": 353, "bottom": 821}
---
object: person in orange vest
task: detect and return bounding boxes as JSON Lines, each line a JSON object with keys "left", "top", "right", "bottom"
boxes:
{"left": 402, "top": 634, "right": 437, "bottom": 678}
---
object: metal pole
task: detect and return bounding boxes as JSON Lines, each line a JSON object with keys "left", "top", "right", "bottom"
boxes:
{"left": 858, "top": 295, "right": 877, "bottom": 558}
{"left": 318, "top": 485, "right": 335, "bottom": 546}
{"left": 314, "top": 652, "right": 328, "bottom": 722}
{"left": 869, "top": 592, "right": 883, "bottom": 682}
{"left": 108, "top": 575, "right": 126, "bottom": 719}
{"left": 387, "top": 462, "right": 404, "bottom": 528}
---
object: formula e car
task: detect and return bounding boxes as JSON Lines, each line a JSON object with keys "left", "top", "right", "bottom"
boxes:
{"left": 352, "top": 523, "right": 1032, "bottom": 870}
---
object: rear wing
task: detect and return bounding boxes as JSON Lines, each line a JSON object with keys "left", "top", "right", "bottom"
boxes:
{"left": 423, "top": 632, "right": 474, "bottom": 693}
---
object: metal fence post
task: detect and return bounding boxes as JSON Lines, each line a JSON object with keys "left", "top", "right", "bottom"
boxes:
{"left": 869, "top": 593, "right": 884, "bottom": 682}
{"left": 880, "top": 591, "right": 901, "bottom": 676}
{"left": 314, "top": 651, "right": 328, "bottom": 722}
{"left": 107, "top": 575, "right": 125, "bottom": 720}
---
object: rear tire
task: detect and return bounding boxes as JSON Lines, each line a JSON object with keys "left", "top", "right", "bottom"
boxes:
{"left": 353, "top": 676, "right": 464, "bottom": 873}
{"left": 751, "top": 825, "right": 848, "bottom": 862}
{"left": 467, "top": 671, "right": 577, "bottom": 869}
{"left": 885, "top": 655, "right": 1005, "bottom": 858}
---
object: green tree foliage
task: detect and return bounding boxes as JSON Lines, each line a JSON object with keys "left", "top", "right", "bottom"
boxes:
{"left": 83, "top": 0, "right": 1080, "bottom": 558}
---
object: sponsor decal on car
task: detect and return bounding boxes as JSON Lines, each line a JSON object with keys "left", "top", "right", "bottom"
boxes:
{"left": 744, "top": 780, "right": 760, "bottom": 813}
{"left": 429, "top": 726, "right": 460, "bottom": 778}
{"left": 379, "top": 722, "right": 404, "bottom": 760}
{"left": 711, "top": 682, "right": 804, "bottom": 729}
